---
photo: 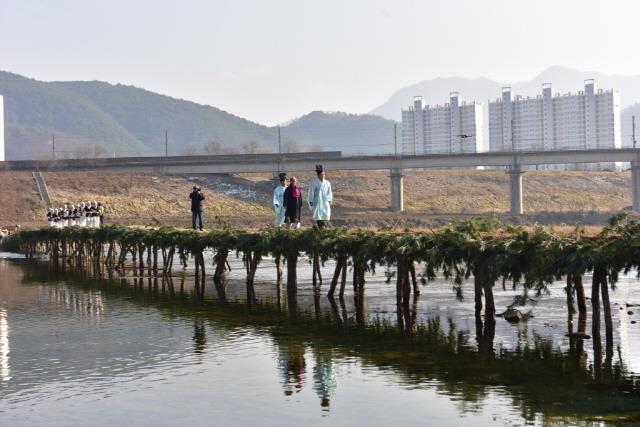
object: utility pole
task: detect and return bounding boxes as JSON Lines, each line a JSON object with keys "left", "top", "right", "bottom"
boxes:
{"left": 633, "top": 116, "right": 637, "bottom": 149}
{"left": 276, "top": 126, "right": 282, "bottom": 175}
{"left": 394, "top": 123, "right": 398, "bottom": 157}
{"left": 52, "top": 134, "right": 56, "bottom": 160}
{"left": 278, "top": 126, "right": 282, "bottom": 155}
{"left": 165, "top": 130, "right": 168, "bottom": 157}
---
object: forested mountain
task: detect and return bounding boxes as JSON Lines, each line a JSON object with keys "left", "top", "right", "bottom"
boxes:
{"left": 0, "top": 71, "right": 396, "bottom": 160}
{"left": 282, "top": 111, "right": 396, "bottom": 155}
{"left": 0, "top": 71, "right": 148, "bottom": 159}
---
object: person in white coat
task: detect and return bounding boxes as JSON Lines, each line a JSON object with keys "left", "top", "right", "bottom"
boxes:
{"left": 62, "top": 205, "right": 69, "bottom": 228}
{"left": 91, "top": 201, "right": 99, "bottom": 227}
{"left": 79, "top": 202, "right": 87, "bottom": 227}
{"left": 47, "top": 208, "right": 54, "bottom": 227}
{"left": 307, "top": 164, "right": 332, "bottom": 228}
{"left": 273, "top": 172, "right": 287, "bottom": 226}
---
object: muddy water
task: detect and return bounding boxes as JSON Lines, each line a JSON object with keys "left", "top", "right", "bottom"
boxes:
{"left": 0, "top": 254, "right": 639, "bottom": 426}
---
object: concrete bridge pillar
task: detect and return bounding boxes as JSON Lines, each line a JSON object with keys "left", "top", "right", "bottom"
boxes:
{"left": 632, "top": 161, "right": 640, "bottom": 211}
{"left": 390, "top": 168, "right": 404, "bottom": 212}
{"left": 507, "top": 165, "right": 524, "bottom": 215}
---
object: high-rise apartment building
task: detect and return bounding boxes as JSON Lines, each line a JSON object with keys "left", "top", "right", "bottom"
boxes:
{"left": 401, "top": 93, "right": 483, "bottom": 155}
{"left": 488, "top": 80, "right": 621, "bottom": 158}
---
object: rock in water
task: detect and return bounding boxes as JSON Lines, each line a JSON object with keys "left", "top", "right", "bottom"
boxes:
{"left": 504, "top": 308, "right": 523, "bottom": 323}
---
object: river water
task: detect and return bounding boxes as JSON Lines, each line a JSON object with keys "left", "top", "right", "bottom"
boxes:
{"left": 0, "top": 253, "right": 639, "bottom": 426}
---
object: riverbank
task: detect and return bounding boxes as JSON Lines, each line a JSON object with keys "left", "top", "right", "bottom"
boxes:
{"left": 0, "top": 169, "right": 633, "bottom": 228}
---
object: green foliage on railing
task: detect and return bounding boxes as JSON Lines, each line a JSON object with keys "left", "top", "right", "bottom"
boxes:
{"left": 3, "top": 216, "right": 640, "bottom": 293}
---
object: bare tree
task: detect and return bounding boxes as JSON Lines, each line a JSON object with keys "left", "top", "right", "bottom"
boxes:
{"left": 203, "top": 140, "right": 223, "bottom": 155}
{"left": 240, "top": 140, "right": 262, "bottom": 154}
{"left": 93, "top": 145, "right": 107, "bottom": 158}
{"left": 68, "top": 143, "right": 108, "bottom": 159}
{"left": 182, "top": 146, "right": 198, "bottom": 156}
{"left": 281, "top": 139, "right": 301, "bottom": 153}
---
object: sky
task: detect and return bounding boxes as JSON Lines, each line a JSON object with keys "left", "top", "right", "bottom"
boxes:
{"left": 1, "top": 0, "right": 639, "bottom": 125}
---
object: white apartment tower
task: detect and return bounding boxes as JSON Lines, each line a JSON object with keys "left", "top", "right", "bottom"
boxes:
{"left": 489, "top": 80, "right": 621, "bottom": 162}
{"left": 0, "top": 95, "right": 4, "bottom": 161}
{"left": 401, "top": 93, "right": 483, "bottom": 155}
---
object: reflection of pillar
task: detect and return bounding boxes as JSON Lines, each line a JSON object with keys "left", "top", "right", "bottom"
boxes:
{"left": 0, "top": 309, "right": 10, "bottom": 381}
{"left": 507, "top": 165, "right": 524, "bottom": 215}
{"left": 632, "top": 161, "right": 640, "bottom": 211}
{"left": 389, "top": 168, "right": 404, "bottom": 212}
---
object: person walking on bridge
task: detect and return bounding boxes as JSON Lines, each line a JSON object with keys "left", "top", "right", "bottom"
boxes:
{"left": 308, "top": 165, "right": 332, "bottom": 228}
{"left": 273, "top": 172, "right": 287, "bottom": 226}
{"left": 283, "top": 176, "right": 302, "bottom": 229}
{"left": 189, "top": 186, "right": 205, "bottom": 230}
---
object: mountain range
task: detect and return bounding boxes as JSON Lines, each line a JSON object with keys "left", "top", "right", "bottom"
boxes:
{"left": 0, "top": 71, "right": 396, "bottom": 160}
{"left": 2, "top": 66, "right": 640, "bottom": 160}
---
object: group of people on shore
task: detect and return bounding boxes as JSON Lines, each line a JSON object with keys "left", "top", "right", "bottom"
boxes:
{"left": 273, "top": 164, "right": 333, "bottom": 228}
{"left": 187, "top": 165, "right": 332, "bottom": 231}
{"left": 46, "top": 202, "right": 105, "bottom": 228}
{"left": 36, "top": 167, "right": 331, "bottom": 231}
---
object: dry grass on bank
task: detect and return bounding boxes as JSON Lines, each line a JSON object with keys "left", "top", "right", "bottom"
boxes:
{"left": 0, "top": 171, "right": 46, "bottom": 223}
{"left": 45, "top": 172, "right": 271, "bottom": 222}
{"left": 0, "top": 169, "right": 633, "bottom": 227}
{"left": 238, "top": 169, "right": 632, "bottom": 214}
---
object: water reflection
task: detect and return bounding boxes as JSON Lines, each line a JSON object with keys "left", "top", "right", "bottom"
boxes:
{"left": 312, "top": 346, "right": 336, "bottom": 409}
{"left": 193, "top": 319, "right": 206, "bottom": 354}
{"left": 0, "top": 309, "right": 9, "bottom": 381}
{"left": 41, "top": 286, "right": 104, "bottom": 318}
{"left": 2, "top": 259, "right": 640, "bottom": 425}
{"left": 274, "top": 337, "right": 306, "bottom": 396}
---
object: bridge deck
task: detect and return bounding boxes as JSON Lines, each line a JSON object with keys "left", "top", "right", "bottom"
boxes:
{"left": 1, "top": 149, "right": 639, "bottom": 174}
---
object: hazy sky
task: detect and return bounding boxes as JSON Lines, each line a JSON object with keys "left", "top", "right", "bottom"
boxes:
{"left": 1, "top": 0, "right": 638, "bottom": 125}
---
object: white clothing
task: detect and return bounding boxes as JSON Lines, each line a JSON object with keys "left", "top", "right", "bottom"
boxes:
{"left": 273, "top": 185, "right": 286, "bottom": 226}
{"left": 307, "top": 178, "right": 333, "bottom": 221}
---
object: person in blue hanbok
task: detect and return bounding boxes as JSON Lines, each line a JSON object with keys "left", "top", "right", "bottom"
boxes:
{"left": 307, "top": 164, "right": 332, "bottom": 228}
{"left": 273, "top": 172, "right": 287, "bottom": 226}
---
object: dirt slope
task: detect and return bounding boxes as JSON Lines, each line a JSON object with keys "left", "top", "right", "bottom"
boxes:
{"left": 0, "top": 169, "right": 632, "bottom": 228}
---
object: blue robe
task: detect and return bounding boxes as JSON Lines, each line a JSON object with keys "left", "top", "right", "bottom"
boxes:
{"left": 307, "top": 178, "right": 332, "bottom": 221}
{"left": 273, "top": 185, "right": 286, "bottom": 225}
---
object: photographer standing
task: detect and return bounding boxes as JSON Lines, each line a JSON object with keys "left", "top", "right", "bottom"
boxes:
{"left": 189, "top": 186, "right": 205, "bottom": 230}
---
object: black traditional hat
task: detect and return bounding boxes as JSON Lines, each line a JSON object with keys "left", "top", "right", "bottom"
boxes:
{"left": 315, "top": 164, "right": 324, "bottom": 174}
{"left": 278, "top": 172, "right": 287, "bottom": 181}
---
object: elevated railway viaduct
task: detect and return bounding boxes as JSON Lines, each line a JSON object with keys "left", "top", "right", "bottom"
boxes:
{"left": 3, "top": 149, "right": 640, "bottom": 215}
